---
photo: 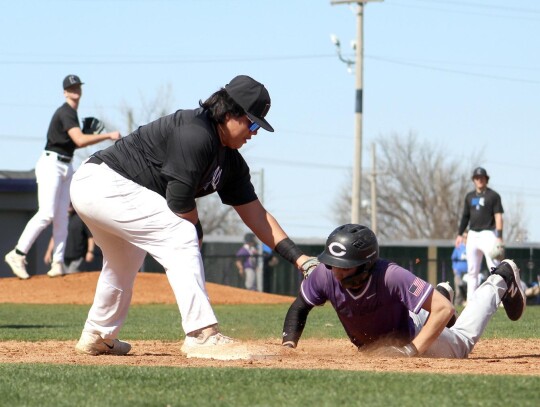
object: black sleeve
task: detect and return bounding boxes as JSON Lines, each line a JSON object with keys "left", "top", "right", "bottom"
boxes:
{"left": 60, "top": 106, "right": 80, "bottom": 132}
{"left": 281, "top": 294, "right": 314, "bottom": 348}
{"left": 458, "top": 195, "right": 470, "bottom": 235}
{"left": 493, "top": 191, "right": 504, "bottom": 214}
{"left": 217, "top": 151, "right": 257, "bottom": 206}
{"left": 166, "top": 179, "right": 196, "bottom": 213}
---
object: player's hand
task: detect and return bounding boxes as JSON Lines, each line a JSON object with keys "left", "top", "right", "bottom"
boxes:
{"left": 109, "top": 131, "right": 122, "bottom": 140}
{"left": 371, "top": 343, "right": 418, "bottom": 358}
{"left": 43, "top": 252, "right": 52, "bottom": 264}
{"left": 455, "top": 235, "right": 463, "bottom": 247}
{"left": 300, "top": 257, "right": 319, "bottom": 278}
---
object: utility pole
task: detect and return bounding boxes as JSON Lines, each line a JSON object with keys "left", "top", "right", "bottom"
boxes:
{"left": 370, "top": 142, "right": 377, "bottom": 234}
{"left": 330, "top": 0, "right": 382, "bottom": 223}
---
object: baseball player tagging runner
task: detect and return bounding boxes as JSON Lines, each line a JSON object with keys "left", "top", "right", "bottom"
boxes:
{"left": 4, "top": 75, "right": 120, "bottom": 279}
{"left": 70, "top": 75, "right": 317, "bottom": 356}
{"left": 282, "top": 224, "right": 526, "bottom": 358}
{"left": 456, "top": 167, "right": 504, "bottom": 302}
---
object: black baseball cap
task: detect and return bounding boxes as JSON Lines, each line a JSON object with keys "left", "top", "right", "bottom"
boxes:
{"left": 472, "top": 167, "right": 489, "bottom": 181}
{"left": 224, "top": 75, "right": 274, "bottom": 132}
{"left": 63, "top": 75, "right": 84, "bottom": 90}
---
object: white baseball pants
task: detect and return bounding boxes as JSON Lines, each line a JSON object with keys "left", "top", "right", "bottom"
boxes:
{"left": 70, "top": 161, "right": 218, "bottom": 338}
{"left": 243, "top": 267, "right": 257, "bottom": 291}
{"left": 17, "top": 151, "right": 72, "bottom": 263}
{"left": 411, "top": 274, "right": 507, "bottom": 358}
{"left": 466, "top": 230, "right": 499, "bottom": 299}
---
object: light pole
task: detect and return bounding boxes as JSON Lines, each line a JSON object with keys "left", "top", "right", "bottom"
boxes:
{"left": 330, "top": 0, "right": 382, "bottom": 224}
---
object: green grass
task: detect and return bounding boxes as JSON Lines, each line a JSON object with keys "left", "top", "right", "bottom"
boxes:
{"left": 0, "top": 304, "right": 539, "bottom": 406}
{"left": 0, "top": 364, "right": 539, "bottom": 407}
{"left": 1, "top": 303, "right": 538, "bottom": 341}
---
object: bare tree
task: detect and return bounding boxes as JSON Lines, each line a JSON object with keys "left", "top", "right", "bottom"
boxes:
{"left": 332, "top": 132, "right": 528, "bottom": 242}
{"left": 196, "top": 194, "right": 245, "bottom": 236}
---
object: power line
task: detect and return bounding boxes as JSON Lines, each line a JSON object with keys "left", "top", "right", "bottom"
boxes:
{"left": 400, "top": 0, "right": 540, "bottom": 15}
{"left": 388, "top": 0, "right": 540, "bottom": 20}
{"left": 368, "top": 55, "right": 540, "bottom": 84}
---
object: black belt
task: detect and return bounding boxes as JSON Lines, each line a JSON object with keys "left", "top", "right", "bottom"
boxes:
{"left": 45, "top": 152, "right": 72, "bottom": 163}
{"left": 87, "top": 156, "right": 104, "bottom": 165}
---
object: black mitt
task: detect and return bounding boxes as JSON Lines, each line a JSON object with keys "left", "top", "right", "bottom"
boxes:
{"left": 82, "top": 117, "right": 105, "bottom": 135}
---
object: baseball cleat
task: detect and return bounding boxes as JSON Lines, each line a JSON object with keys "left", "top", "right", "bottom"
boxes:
{"left": 47, "top": 261, "right": 66, "bottom": 277}
{"left": 181, "top": 331, "right": 234, "bottom": 351}
{"left": 75, "top": 332, "right": 132, "bottom": 356}
{"left": 490, "top": 259, "right": 526, "bottom": 321}
{"left": 435, "top": 282, "right": 457, "bottom": 327}
{"left": 5, "top": 249, "right": 30, "bottom": 280}
{"left": 436, "top": 282, "right": 454, "bottom": 304}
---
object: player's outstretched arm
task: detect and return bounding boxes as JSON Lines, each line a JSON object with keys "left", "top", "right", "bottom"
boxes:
{"left": 68, "top": 126, "right": 121, "bottom": 148}
{"left": 281, "top": 294, "right": 314, "bottom": 348}
{"left": 234, "top": 199, "right": 312, "bottom": 270}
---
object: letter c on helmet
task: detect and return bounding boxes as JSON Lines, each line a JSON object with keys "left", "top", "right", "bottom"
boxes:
{"left": 328, "top": 242, "right": 347, "bottom": 257}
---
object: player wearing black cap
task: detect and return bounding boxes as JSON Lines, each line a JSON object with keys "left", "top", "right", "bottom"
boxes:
{"left": 70, "top": 75, "right": 316, "bottom": 357}
{"left": 455, "top": 167, "right": 504, "bottom": 302}
{"left": 4, "top": 75, "right": 121, "bottom": 280}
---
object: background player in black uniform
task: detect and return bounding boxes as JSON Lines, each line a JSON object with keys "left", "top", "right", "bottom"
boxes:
{"left": 4, "top": 75, "right": 120, "bottom": 280}
{"left": 44, "top": 203, "right": 95, "bottom": 274}
{"left": 455, "top": 167, "right": 504, "bottom": 301}
{"left": 70, "top": 75, "right": 317, "bottom": 357}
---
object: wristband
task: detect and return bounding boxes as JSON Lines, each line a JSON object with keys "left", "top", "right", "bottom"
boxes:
{"left": 195, "top": 220, "right": 203, "bottom": 240}
{"left": 275, "top": 238, "right": 303, "bottom": 265}
{"left": 495, "top": 229, "right": 502, "bottom": 239}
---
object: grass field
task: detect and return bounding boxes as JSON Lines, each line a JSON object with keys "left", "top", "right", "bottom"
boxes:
{"left": 1, "top": 303, "right": 539, "bottom": 406}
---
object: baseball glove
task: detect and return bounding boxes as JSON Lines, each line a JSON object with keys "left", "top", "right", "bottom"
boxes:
{"left": 489, "top": 243, "right": 505, "bottom": 261}
{"left": 300, "top": 257, "right": 319, "bottom": 278}
{"left": 82, "top": 117, "right": 105, "bottom": 135}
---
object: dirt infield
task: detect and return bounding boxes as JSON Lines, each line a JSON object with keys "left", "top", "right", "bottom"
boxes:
{"left": 0, "top": 272, "right": 294, "bottom": 305}
{"left": 1, "top": 272, "right": 539, "bottom": 375}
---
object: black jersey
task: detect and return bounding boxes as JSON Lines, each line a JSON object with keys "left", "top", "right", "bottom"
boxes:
{"left": 96, "top": 108, "right": 257, "bottom": 212}
{"left": 44, "top": 102, "right": 79, "bottom": 157}
{"left": 65, "top": 212, "right": 92, "bottom": 260}
{"left": 458, "top": 188, "right": 504, "bottom": 234}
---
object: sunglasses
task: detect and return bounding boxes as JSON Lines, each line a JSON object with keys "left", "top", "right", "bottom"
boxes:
{"left": 247, "top": 116, "right": 261, "bottom": 132}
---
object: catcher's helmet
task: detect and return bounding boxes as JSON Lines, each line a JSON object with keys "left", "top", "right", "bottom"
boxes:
{"left": 472, "top": 167, "right": 489, "bottom": 181}
{"left": 317, "top": 224, "right": 379, "bottom": 269}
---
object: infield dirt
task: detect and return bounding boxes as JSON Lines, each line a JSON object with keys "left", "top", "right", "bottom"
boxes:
{"left": 1, "top": 272, "right": 538, "bottom": 375}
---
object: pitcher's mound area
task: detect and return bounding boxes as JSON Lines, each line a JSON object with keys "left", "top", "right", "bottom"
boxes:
{"left": 0, "top": 271, "right": 294, "bottom": 305}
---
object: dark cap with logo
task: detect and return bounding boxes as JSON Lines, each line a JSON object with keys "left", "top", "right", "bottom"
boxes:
{"left": 225, "top": 75, "right": 274, "bottom": 132}
{"left": 472, "top": 167, "right": 489, "bottom": 181}
{"left": 63, "top": 75, "right": 84, "bottom": 90}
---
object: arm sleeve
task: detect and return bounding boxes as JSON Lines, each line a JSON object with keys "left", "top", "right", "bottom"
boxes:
{"left": 217, "top": 151, "right": 257, "bottom": 206}
{"left": 61, "top": 107, "right": 80, "bottom": 132}
{"left": 166, "top": 179, "right": 196, "bottom": 213}
{"left": 458, "top": 196, "right": 470, "bottom": 235}
{"left": 493, "top": 192, "right": 504, "bottom": 214}
{"left": 281, "top": 294, "right": 314, "bottom": 348}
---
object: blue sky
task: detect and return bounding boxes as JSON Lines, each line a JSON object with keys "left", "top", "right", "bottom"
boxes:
{"left": 1, "top": 0, "right": 539, "bottom": 241}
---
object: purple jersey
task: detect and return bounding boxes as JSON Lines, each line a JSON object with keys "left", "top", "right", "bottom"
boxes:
{"left": 236, "top": 244, "right": 257, "bottom": 269}
{"left": 300, "top": 259, "right": 433, "bottom": 348}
